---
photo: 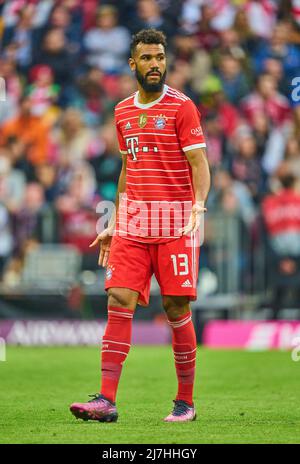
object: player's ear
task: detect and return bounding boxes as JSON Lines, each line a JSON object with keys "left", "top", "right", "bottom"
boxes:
{"left": 128, "top": 57, "right": 136, "bottom": 72}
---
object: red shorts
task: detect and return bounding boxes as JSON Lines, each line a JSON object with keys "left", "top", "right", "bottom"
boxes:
{"left": 104, "top": 234, "right": 200, "bottom": 306}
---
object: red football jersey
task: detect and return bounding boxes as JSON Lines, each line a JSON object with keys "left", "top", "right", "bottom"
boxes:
{"left": 114, "top": 84, "right": 206, "bottom": 243}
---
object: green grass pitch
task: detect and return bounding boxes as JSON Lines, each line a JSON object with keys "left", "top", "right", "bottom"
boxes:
{"left": 0, "top": 345, "right": 299, "bottom": 444}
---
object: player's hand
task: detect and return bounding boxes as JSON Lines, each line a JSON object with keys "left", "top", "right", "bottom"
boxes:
{"left": 89, "top": 227, "right": 114, "bottom": 267}
{"left": 178, "top": 201, "right": 207, "bottom": 235}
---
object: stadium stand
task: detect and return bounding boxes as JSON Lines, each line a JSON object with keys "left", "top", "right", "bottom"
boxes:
{"left": 1, "top": 0, "right": 300, "bottom": 319}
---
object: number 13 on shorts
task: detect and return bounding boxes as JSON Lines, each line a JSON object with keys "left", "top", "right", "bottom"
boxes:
{"left": 171, "top": 254, "right": 189, "bottom": 276}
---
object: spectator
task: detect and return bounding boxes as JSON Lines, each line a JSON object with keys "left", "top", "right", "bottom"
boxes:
{"left": 208, "top": 168, "right": 256, "bottom": 226}
{"left": 129, "top": 0, "right": 173, "bottom": 37}
{"left": 75, "top": 67, "right": 105, "bottom": 127}
{"left": 83, "top": 5, "right": 130, "bottom": 74}
{"left": 56, "top": 162, "right": 99, "bottom": 269}
{"left": 89, "top": 118, "right": 122, "bottom": 201}
{"left": 0, "top": 56, "right": 23, "bottom": 104}
{"left": 49, "top": 108, "right": 99, "bottom": 166}
{"left": 33, "top": 28, "right": 74, "bottom": 105}
{"left": 0, "top": 152, "right": 26, "bottom": 213}
{"left": 1, "top": 0, "right": 54, "bottom": 30}
{"left": 46, "top": 3, "right": 82, "bottom": 59}
{"left": 196, "top": 3, "right": 221, "bottom": 51}
{"left": 34, "top": 164, "right": 59, "bottom": 203}
{"left": 230, "top": 126, "right": 263, "bottom": 201}
{"left": 262, "top": 172, "right": 300, "bottom": 317}
{"left": 2, "top": 4, "right": 36, "bottom": 72}
{"left": 292, "top": 104, "right": 300, "bottom": 140}
{"left": 215, "top": 28, "right": 248, "bottom": 62}
{"left": 27, "top": 64, "right": 60, "bottom": 123}
{"left": 103, "top": 72, "right": 137, "bottom": 116}
{"left": 283, "top": 136, "right": 300, "bottom": 181}
{"left": 0, "top": 202, "right": 13, "bottom": 278}
{"left": 217, "top": 53, "right": 250, "bottom": 105}
{"left": 244, "top": 0, "right": 278, "bottom": 40}
{"left": 114, "top": 73, "right": 136, "bottom": 102}
{"left": 263, "top": 57, "right": 290, "bottom": 98}
{"left": 199, "top": 76, "right": 241, "bottom": 137}
{"left": 253, "top": 22, "right": 300, "bottom": 80}
{"left": 81, "top": 0, "right": 99, "bottom": 32}
{"left": 13, "top": 182, "right": 45, "bottom": 256}
{"left": 233, "top": 7, "right": 256, "bottom": 52}
{"left": 209, "top": 0, "right": 237, "bottom": 32}
{"left": 0, "top": 93, "right": 17, "bottom": 126}
{"left": 166, "top": 60, "right": 196, "bottom": 99}
{"left": 261, "top": 124, "right": 289, "bottom": 177}
{"left": 3, "top": 135, "right": 35, "bottom": 182}
{"left": 241, "top": 72, "right": 291, "bottom": 128}
{"left": 180, "top": 0, "right": 202, "bottom": 33}
{"left": 172, "top": 31, "right": 212, "bottom": 95}
{"left": 251, "top": 112, "right": 271, "bottom": 157}
{"left": 156, "top": 0, "right": 183, "bottom": 29}
{"left": 289, "top": 0, "right": 300, "bottom": 30}
{"left": 0, "top": 57, "right": 22, "bottom": 124}
{"left": 0, "top": 95, "right": 49, "bottom": 165}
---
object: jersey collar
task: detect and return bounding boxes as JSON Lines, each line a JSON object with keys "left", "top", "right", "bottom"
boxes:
{"left": 133, "top": 84, "right": 168, "bottom": 109}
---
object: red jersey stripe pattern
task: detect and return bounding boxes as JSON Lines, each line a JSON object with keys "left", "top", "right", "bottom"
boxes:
{"left": 114, "top": 85, "right": 206, "bottom": 243}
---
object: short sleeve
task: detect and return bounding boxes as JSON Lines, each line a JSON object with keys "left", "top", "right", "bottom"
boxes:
{"left": 176, "top": 100, "right": 206, "bottom": 152}
{"left": 115, "top": 113, "right": 127, "bottom": 155}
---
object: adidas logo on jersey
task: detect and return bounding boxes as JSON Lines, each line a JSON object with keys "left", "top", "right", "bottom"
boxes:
{"left": 125, "top": 121, "right": 131, "bottom": 130}
{"left": 181, "top": 279, "right": 192, "bottom": 288}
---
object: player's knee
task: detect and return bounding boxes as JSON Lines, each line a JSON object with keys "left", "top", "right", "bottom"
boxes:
{"left": 108, "top": 288, "right": 138, "bottom": 309}
{"left": 162, "top": 296, "right": 190, "bottom": 321}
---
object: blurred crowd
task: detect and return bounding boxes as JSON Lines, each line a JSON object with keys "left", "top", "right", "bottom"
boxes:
{"left": 1, "top": 0, "right": 300, "bottom": 298}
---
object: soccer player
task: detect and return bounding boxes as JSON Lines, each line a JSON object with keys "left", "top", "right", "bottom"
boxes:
{"left": 70, "top": 29, "right": 210, "bottom": 423}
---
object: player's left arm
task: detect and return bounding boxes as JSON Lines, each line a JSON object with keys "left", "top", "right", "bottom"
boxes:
{"left": 185, "top": 146, "right": 211, "bottom": 206}
{"left": 179, "top": 147, "right": 211, "bottom": 234}
{"left": 176, "top": 99, "right": 211, "bottom": 234}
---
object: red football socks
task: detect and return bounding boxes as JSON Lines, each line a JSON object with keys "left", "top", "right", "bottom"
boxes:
{"left": 100, "top": 306, "right": 134, "bottom": 403}
{"left": 167, "top": 311, "right": 197, "bottom": 406}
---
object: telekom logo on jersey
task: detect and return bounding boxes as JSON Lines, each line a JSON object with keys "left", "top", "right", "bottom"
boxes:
{"left": 126, "top": 136, "right": 159, "bottom": 161}
{"left": 126, "top": 137, "right": 139, "bottom": 161}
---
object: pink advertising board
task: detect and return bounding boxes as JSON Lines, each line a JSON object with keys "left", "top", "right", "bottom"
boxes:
{"left": 203, "top": 321, "right": 300, "bottom": 350}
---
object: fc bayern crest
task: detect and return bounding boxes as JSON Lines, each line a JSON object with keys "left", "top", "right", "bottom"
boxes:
{"left": 106, "top": 265, "right": 115, "bottom": 280}
{"left": 153, "top": 114, "right": 168, "bottom": 129}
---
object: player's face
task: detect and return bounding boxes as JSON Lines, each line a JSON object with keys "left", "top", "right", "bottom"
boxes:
{"left": 129, "top": 43, "right": 167, "bottom": 92}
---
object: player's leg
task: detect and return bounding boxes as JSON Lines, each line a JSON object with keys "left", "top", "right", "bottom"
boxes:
{"left": 100, "top": 287, "right": 139, "bottom": 404}
{"left": 69, "top": 287, "right": 139, "bottom": 423}
{"left": 162, "top": 295, "right": 197, "bottom": 422}
{"left": 70, "top": 235, "right": 152, "bottom": 422}
{"left": 100, "top": 236, "right": 152, "bottom": 410}
{"left": 152, "top": 233, "right": 200, "bottom": 421}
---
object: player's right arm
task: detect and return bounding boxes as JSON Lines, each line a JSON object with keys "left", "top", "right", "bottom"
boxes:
{"left": 89, "top": 153, "right": 127, "bottom": 267}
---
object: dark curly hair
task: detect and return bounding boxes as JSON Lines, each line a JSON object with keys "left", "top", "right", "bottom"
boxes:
{"left": 130, "top": 29, "right": 167, "bottom": 56}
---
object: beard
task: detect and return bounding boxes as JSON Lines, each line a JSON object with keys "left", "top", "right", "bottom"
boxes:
{"left": 135, "top": 67, "right": 167, "bottom": 92}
